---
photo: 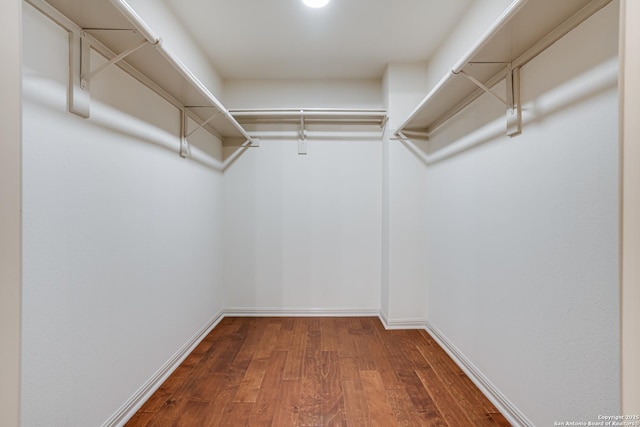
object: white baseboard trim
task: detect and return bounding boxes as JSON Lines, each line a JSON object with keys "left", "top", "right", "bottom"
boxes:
{"left": 102, "top": 310, "right": 225, "bottom": 427}
{"left": 378, "top": 310, "right": 427, "bottom": 330}
{"left": 424, "top": 321, "right": 533, "bottom": 427}
{"left": 223, "top": 307, "right": 380, "bottom": 317}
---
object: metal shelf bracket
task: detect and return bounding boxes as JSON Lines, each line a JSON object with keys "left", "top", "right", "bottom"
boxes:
{"left": 505, "top": 66, "right": 522, "bottom": 137}
{"left": 453, "top": 63, "right": 522, "bottom": 137}
{"left": 180, "top": 108, "right": 190, "bottom": 158}
{"left": 69, "top": 29, "right": 148, "bottom": 118}
{"left": 298, "top": 110, "right": 308, "bottom": 155}
{"left": 184, "top": 107, "right": 223, "bottom": 138}
{"left": 69, "top": 32, "right": 90, "bottom": 118}
{"left": 80, "top": 32, "right": 148, "bottom": 89}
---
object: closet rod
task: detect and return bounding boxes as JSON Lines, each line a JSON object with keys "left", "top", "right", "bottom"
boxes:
{"left": 231, "top": 108, "right": 387, "bottom": 116}
{"left": 230, "top": 108, "right": 388, "bottom": 126}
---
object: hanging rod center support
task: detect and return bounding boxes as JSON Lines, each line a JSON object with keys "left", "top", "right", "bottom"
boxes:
{"left": 298, "top": 110, "right": 308, "bottom": 155}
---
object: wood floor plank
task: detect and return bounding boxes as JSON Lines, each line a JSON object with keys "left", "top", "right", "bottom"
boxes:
{"left": 488, "top": 412, "right": 512, "bottom": 426}
{"left": 415, "top": 366, "right": 475, "bottom": 427}
{"left": 250, "top": 351, "right": 287, "bottom": 425}
{"left": 219, "top": 402, "right": 253, "bottom": 427}
{"left": 360, "top": 370, "right": 398, "bottom": 427}
{"left": 271, "top": 379, "right": 302, "bottom": 427}
{"left": 386, "top": 387, "right": 430, "bottom": 427}
{"left": 290, "top": 317, "right": 307, "bottom": 350}
{"left": 201, "top": 386, "right": 236, "bottom": 426}
{"left": 254, "top": 321, "right": 281, "bottom": 359}
{"left": 126, "top": 317, "right": 509, "bottom": 427}
{"left": 274, "top": 323, "right": 294, "bottom": 352}
{"left": 283, "top": 348, "right": 304, "bottom": 380}
{"left": 133, "top": 364, "right": 194, "bottom": 414}
{"left": 298, "top": 347, "right": 323, "bottom": 426}
{"left": 342, "top": 379, "right": 370, "bottom": 427}
{"left": 171, "top": 399, "right": 210, "bottom": 427}
{"left": 396, "top": 369, "right": 448, "bottom": 427}
{"left": 321, "top": 318, "right": 341, "bottom": 352}
{"left": 322, "top": 351, "right": 347, "bottom": 427}
{"left": 368, "top": 329, "right": 402, "bottom": 388}
{"left": 124, "top": 411, "right": 155, "bottom": 427}
{"left": 337, "top": 355, "right": 360, "bottom": 381}
{"left": 233, "top": 356, "right": 269, "bottom": 403}
{"left": 336, "top": 319, "right": 358, "bottom": 357}
{"left": 414, "top": 331, "right": 502, "bottom": 426}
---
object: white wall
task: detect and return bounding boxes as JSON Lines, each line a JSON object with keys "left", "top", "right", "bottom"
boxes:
{"left": 382, "top": 63, "right": 430, "bottom": 325}
{"left": 224, "top": 79, "right": 381, "bottom": 110}
{"left": 22, "top": 5, "right": 226, "bottom": 426}
{"left": 222, "top": 80, "right": 382, "bottom": 313}
{"left": 0, "top": 0, "right": 22, "bottom": 426}
{"left": 418, "top": 1, "right": 620, "bottom": 425}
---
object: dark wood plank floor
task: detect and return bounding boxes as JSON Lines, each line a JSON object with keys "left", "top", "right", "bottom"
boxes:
{"left": 126, "top": 317, "right": 510, "bottom": 427}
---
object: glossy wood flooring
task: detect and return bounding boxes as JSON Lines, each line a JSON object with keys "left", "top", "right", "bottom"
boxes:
{"left": 126, "top": 317, "right": 510, "bottom": 426}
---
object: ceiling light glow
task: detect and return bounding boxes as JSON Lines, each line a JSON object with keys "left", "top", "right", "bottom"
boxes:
{"left": 302, "top": 0, "right": 330, "bottom": 8}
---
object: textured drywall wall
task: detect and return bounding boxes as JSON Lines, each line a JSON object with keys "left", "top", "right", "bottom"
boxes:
{"left": 21, "top": 5, "right": 225, "bottom": 425}
{"left": 422, "top": 2, "right": 620, "bottom": 425}
{"left": 224, "top": 78, "right": 382, "bottom": 110}
{"left": 382, "top": 63, "right": 430, "bottom": 324}
{"left": 222, "top": 138, "right": 382, "bottom": 313}
{"left": 221, "top": 79, "right": 382, "bottom": 313}
{"left": 0, "top": 0, "right": 22, "bottom": 426}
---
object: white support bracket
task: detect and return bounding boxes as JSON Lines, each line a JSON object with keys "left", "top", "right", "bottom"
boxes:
{"left": 298, "top": 110, "right": 308, "bottom": 155}
{"left": 180, "top": 108, "right": 260, "bottom": 157}
{"left": 454, "top": 64, "right": 522, "bottom": 137}
{"left": 68, "top": 29, "right": 148, "bottom": 118}
{"left": 183, "top": 107, "right": 223, "bottom": 138}
{"left": 80, "top": 34, "right": 148, "bottom": 89}
{"left": 180, "top": 108, "right": 190, "bottom": 158}
{"left": 505, "top": 66, "right": 522, "bottom": 137}
{"left": 69, "top": 32, "right": 91, "bottom": 118}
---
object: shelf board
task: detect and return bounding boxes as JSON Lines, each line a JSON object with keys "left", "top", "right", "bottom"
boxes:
{"left": 28, "top": 0, "right": 252, "bottom": 141}
{"left": 398, "top": 0, "right": 613, "bottom": 137}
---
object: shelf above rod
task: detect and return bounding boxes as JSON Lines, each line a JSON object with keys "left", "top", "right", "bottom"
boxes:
{"left": 27, "top": 0, "right": 254, "bottom": 144}
{"left": 396, "top": 0, "right": 613, "bottom": 139}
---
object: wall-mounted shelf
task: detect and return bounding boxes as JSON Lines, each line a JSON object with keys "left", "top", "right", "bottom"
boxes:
{"left": 25, "top": 0, "right": 254, "bottom": 153}
{"left": 395, "top": 0, "right": 613, "bottom": 140}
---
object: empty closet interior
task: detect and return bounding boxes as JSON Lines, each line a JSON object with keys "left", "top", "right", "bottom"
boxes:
{"left": 19, "top": 0, "right": 621, "bottom": 425}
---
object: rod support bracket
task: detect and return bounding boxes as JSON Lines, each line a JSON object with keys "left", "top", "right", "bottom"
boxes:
{"left": 68, "top": 31, "right": 91, "bottom": 117}
{"left": 298, "top": 110, "right": 308, "bottom": 155}
{"left": 79, "top": 31, "right": 147, "bottom": 89}
{"left": 454, "top": 63, "right": 522, "bottom": 137}
{"left": 506, "top": 66, "right": 522, "bottom": 137}
{"left": 180, "top": 109, "right": 190, "bottom": 158}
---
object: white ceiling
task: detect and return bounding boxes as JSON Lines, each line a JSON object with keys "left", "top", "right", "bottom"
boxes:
{"left": 163, "top": 0, "right": 473, "bottom": 80}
